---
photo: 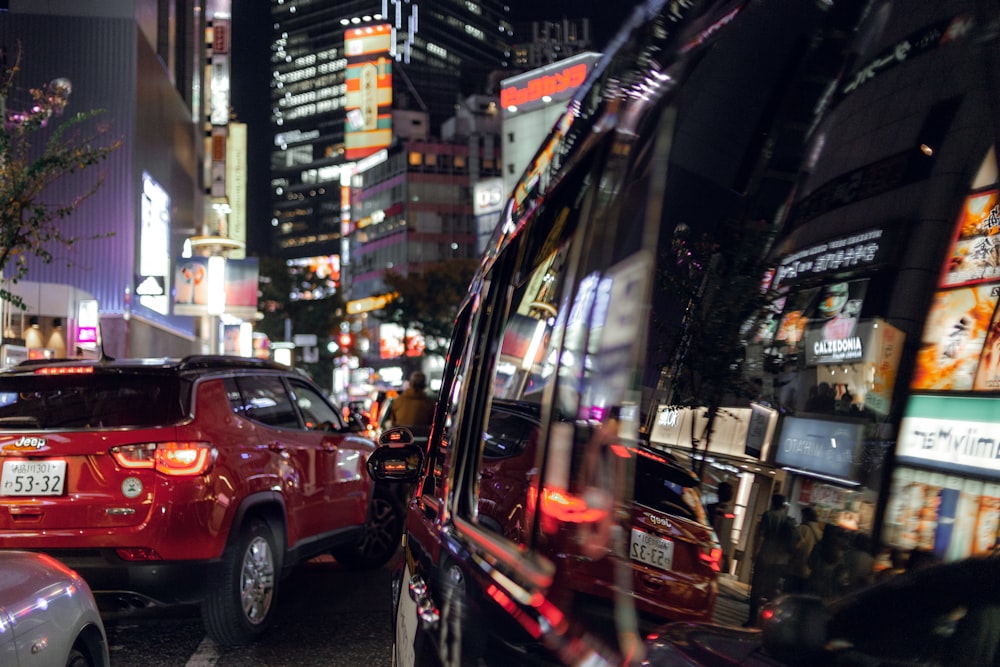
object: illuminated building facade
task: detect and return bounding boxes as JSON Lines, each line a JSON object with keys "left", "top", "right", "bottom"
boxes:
{"left": 267, "top": 1, "right": 512, "bottom": 262}
{"left": 509, "top": 18, "right": 593, "bottom": 69}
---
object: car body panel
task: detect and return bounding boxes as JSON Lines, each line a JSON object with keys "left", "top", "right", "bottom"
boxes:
{"left": 0, "top": 550, "right": 110, "bottom": 667}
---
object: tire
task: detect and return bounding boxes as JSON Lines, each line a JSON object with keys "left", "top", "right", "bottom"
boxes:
{"left": 201, "top": 519, "right": 279, "bottom": 646}
{"left": 332, "top": 488, "right": 403, "bottom": 569}
{"left": 66, "top": 648, "right": 91, "bottom": 667}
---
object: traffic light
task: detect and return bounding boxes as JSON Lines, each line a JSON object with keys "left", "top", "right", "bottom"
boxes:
{"left": 338, "top": 332, "right": 352, "bottom": 348}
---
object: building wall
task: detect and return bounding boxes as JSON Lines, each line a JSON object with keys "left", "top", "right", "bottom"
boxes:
{"left": 1, "top": 6, "right": 202, "bottom": 358}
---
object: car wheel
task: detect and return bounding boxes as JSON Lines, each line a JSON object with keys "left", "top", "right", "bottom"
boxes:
{"left": 201, "top": 519, "right": 278, "bottom": 646}
{"left": 332, "top": 489, "right": 402, "bottom": 569}
{"left": 65, "top": 648, "right": 91, "bottom": 667}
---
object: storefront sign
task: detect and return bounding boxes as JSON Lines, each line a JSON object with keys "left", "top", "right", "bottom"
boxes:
{"left": 774, "top": 416, "right": 864, "bottom": 481}
{"left": 899, "top": 394, "right": 1000, "bottom": 476}
{"left": 500, "top": 53, "right": 599, "bottom": 112}
{"left": 773, "top": 229, "right": 891, "bottom": 290}
{"left": 649, "top": 405, "right": 761, "bottom": 459}
{"left": 899, "top": 415, "right": 1000, "bottom": 474}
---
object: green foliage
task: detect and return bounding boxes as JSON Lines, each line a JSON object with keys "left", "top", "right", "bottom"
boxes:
{"left": 0, "top": 46, "right": 122, "bottom": 304}
{"left": 379, "top": 259, "right": 478, "bottom": 356}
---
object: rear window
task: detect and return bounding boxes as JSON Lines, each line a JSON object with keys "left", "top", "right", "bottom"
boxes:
{"left": 633, "top": 453, "right": 708, "bottom": 525}
{"left": 0, "top": 375, "right": 184, "bottom": 429}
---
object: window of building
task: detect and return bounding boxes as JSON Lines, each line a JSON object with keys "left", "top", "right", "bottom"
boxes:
{"left": 409, "top": 152, "right": 423, "bottom": 166}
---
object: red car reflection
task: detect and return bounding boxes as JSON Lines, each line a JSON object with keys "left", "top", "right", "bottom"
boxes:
{"left": 478, "top": 400, "right": 721, "bottom": 628}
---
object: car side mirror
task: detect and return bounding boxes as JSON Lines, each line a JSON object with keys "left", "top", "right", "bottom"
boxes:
{"left": 760, "top": 594, "right": 829, "bottom": 664}
{"left": 367, "top": 427, "right": 423, "bottom": 482}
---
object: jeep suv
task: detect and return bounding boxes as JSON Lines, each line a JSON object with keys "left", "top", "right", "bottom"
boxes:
{"left": 0, "top": 355, "right": 402, "bottom": 646}
{"left": 479, "top": 400, "right": 720, "bottom": 628}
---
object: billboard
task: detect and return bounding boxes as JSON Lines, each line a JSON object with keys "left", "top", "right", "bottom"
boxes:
{"left": 345, "top": 24, "right": 392, "bottom": 160}
{"left": 174, "top": 256, "right": 259, "bottom": 319}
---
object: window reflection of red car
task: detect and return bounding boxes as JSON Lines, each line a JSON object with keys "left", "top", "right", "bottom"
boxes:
{"left": 479, "top": 399, "right": 721, "bottom": 629}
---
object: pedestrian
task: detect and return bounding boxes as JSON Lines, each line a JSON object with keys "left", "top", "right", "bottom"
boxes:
{"left": 807, "top": 524, "right": 847, "bottom": 599}
{"left": 786, "top": 505, "right": 822, "bottom": 594}
{"left": 840, "top": 531, "right": 876, "bottom": 593}
{"left": 708, "top": 481, "right": 735, "bottom": 573}
{"left": 745, "top": 493, "right": 797, "bottom": 626}
{"left": 385, "top": 371, "right": 436, "bottom": 437}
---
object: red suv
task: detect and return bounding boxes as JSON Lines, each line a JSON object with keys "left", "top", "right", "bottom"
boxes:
{"left": 0, "top": 355, "right": 402, "bottom": 646}
{"left": 480, "top": 400, "right": 720, "bottom": 628}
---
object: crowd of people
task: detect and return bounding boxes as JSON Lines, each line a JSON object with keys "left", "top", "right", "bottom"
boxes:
{"left": 744, "top": 493, "right": 934, "bottom": 627}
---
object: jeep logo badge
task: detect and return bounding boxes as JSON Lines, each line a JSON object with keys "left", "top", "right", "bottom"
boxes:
{"left": 2, "top": 436, "right": 48, "bottom": 452}
{"left": 648, "top": 514, "right": 670, "bottom": 528}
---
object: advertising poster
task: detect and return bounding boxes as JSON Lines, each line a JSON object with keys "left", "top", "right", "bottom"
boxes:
{"left": 884, "top": 467, "right": 1000, "bottom": 560}
{"left": 765, "top": 288, "right": 819, "bottom": 360}
{"left": 344, "top": 24, "right": 392, "bottom": 160}
{"left": 974, "top": 306, "right": 1000, "bottom": 390}
{"left": 806, "top": 279, "right": 867, "bottom": 341}
{"left": 173, "top": 257, "right": 259, "bottom": 318}
{"left": 911, "top": 284, "right": 999, "bottom": 390}
{"left": 940, "top": 188, "right": 1000, "bottom": 288}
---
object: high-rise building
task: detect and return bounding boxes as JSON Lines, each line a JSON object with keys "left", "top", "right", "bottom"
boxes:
{"left": 510, "top": 18, "right": 593, "bottom": 69}
{"left": 267, "top": 1, "right": 512, "bottom": 262}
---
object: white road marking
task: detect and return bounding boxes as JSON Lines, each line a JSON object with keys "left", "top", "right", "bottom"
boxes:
{"left": 185, "top": 636, "right": 219, "bottom": 667}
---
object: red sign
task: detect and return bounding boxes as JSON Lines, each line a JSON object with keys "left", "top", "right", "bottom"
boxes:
{"left": 500, "top": 63, "right": 588, "bottom": 108}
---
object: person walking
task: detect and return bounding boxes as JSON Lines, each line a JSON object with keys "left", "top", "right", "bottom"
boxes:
{"left": 745, "top": 494, "right": 797, "bottom": 626}
{"left": 385, "top": 371, "right": 436, "bottom": 437}
{"left": 807, "top": 524, "right": 847, "bottom": 599}
{"left": 786, "top": 505, "right": 822, "bottom": 594}
{"left": 840, "top": 531, "right": 876, "bottom": 593}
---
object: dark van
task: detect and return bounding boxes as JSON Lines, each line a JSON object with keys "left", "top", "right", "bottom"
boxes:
{"left": 368, "top": 0, "right": 1000, "bottom": 664}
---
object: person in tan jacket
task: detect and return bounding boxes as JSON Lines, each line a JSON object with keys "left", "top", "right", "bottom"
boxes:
{"left": 785, "top": 505, "right": 822, "bottom": 594}
{"left": 385, "top": 371, "right": 436, "bottom": 437}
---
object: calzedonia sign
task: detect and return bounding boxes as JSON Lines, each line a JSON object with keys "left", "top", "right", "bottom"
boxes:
{"left": 804, "top": 320, "right": 881, "bottom": 366}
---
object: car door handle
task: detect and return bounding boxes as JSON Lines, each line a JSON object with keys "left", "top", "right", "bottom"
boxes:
{"left": 408, "top": 575, "right": 440, "bottom": 627}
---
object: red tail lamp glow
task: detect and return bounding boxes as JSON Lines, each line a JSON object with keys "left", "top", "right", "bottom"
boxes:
{"left": 539, "top": 488, "right": 607, "bottom": 523}
{"left": 111, "top": 442, "right": 215, "bottom": 476}
{"left": 699, "top": 546, "right": 723, "bottom": 571}
{"left": 35, "top": 366, "right": 94, "bottom": 375}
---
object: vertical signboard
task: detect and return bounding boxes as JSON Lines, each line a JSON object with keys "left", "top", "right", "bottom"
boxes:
{"left": 344, "top": 24, "right": 392, "bottom": 160}
{"left": 139, "top": 174, "right": 170, "bottom": 315}
{"left": 227, "top": 122, "right": 247, "bottom": 258}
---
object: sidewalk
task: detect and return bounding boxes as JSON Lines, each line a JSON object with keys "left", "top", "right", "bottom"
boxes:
{"left": 712, "top": 573, "right": 750, "bottom": 627}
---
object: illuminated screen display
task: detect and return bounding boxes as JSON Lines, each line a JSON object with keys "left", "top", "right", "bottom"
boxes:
{"left": 344, "top": 24, "right": 392, "bottom": 160}
{"left": 913, "top": 188, "right": 1000, "bottom": 391}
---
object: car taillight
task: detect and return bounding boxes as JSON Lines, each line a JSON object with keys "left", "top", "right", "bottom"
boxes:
{"left": 110, "top": 442, "right": 216, "bottom": 476}
{"left": 34, "top": 365, "right": 94, "bottom": 375}
{"left": 700, "top": 545, "right": 723, "bottom": 571}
